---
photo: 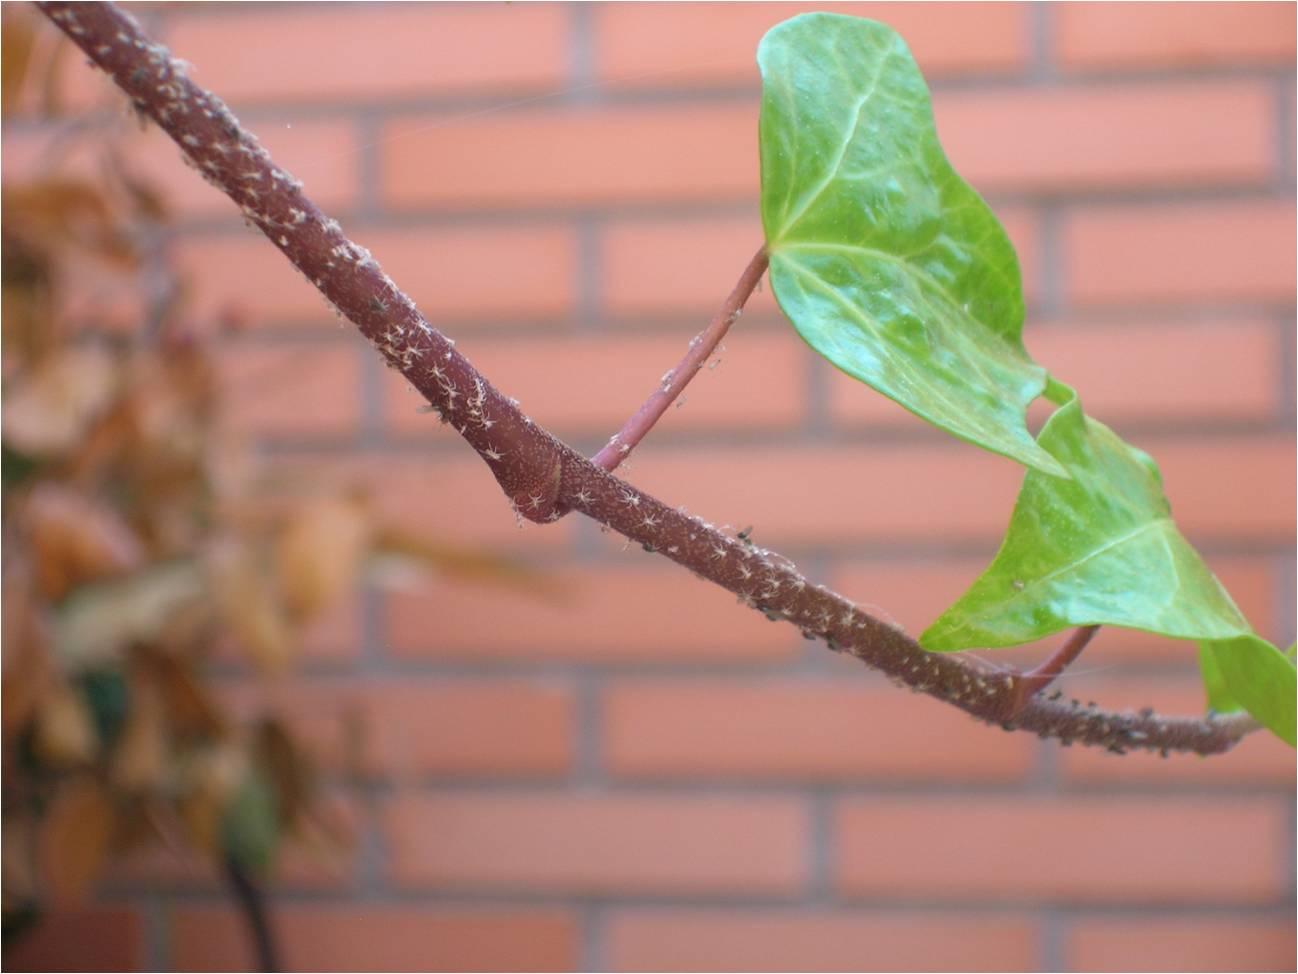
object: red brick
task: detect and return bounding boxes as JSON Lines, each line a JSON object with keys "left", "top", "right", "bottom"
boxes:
{"left": 604, "top": 680, "right": 1035, "bottom": 781}
{"left": 936, "top": 81, "right": 1274, "bottom": 193}
{"left": 385, "top": 564, "right": 798, "bottom": 664}
{"left": 604, "top": 208, "right": 1039, "bottom": 318}
{"left": 215, "top": 339, "right": 360, "bottom": 439}
{"left": 831, "top": 317, "right": 1281, "bottom": 429}
{"left": 1158, "top": 434, "right": 1296, "bottom": 542}
{"left": 164, "top": 5, "right": 568, "bottom": 106}
{"left": 1018, "top": 317, "right": 1280, "bottom": 424}
{"left": 171, "top": 904, "right": 578, "bottom": 972}
{"left": 371, "top": 682, "right": 573, "bottom": 778}
{"left": 832, "top": 558, "right": 1002, "bottom": 637}
{"left": 619, "top": 442, "right": 1026, "bottom": 549}
{"left": 1063, "top": 201, "right": 1296, "bottom": 306}
{"left": 384, "top": 329, "right": 806, "bottom": 440}
{"left": 1, "top": 907, "right": 142, "bottom": 973}
{"left": 384, "top": 792, "right": 807, "bottom": 894}
{"left": 606, "top": 909, "right": 1039, "bottom": 972}
{"left": 172, "top": 232, "right": 335, "bottom": 325}
{"left": 610, "top": 434, "right": 1293, "bottom": 549}
{"left": 594, "top": 3, "right": 1030, "bottom": 86}
{"left": 3, "top": 121, "right": 357, "bottom": 220}
{"left": 174, "top": 223, "right": 575, "bottom": 326}
{"left": 387, "top": 83, "right": 1271, "bottom": 210}
{"left": 258, "top": 449, "right": 575, "bottom": 553}
{"left": 224, "top": 679, "right": 574, "bottom": 778}
{"left": 155, "top": 120, "right": 358, "bottom": 219}
{"left": 1065, "top": 916, "right": 1297, "bottom": 973}
{"left": 333, "top": 435, "right": 1286, "bottom": 562}
{"left": 382, "top": 104, "right": 757, "bottom": 210}
{"left": 1057, "top": 678, "right": 1296, "bottom": 786}
{"left": 211, "top": 589, "right": 363, "bottom": 667}
{"left": 835, "top": 796, "right": 1287, "bottom": 901}
{"left": 295, "top": 592, "right": 363, "bottom": 664}
{"left": 1057, "top": 3, "right": 1297, "bottom": 70}
{"left": 359, "top": 224, "right": 577, "bottom": 324}
{"left": 603, "top": 216, "right": 777, "bottom": 320}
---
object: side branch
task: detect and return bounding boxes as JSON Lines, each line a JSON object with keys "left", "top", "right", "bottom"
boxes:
{"left": 40, "top": 0, "right": 1258, "bottom": 759}
{"left": 1007, "top": 625, "right": 1100, "bottom": 718}
{"left": 591, "top": 246, "right": 769, "bottom": 473}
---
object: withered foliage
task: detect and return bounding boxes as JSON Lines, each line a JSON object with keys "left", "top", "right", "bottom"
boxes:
{"left": 2, "top": 6, "right": 548, "bottom": 943}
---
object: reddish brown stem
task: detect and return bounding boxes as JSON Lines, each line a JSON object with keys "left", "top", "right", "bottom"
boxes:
{"left": 41, "top": 0, "right": 1260, "bottom": 759}
{"left": 592, "top": 246, "right": 769, "bottom": 473}
{"left": 1005, "top": 625, "right": 1100, "bottom": 719}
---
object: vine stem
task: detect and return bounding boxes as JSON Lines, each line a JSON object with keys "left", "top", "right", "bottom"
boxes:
{"left": 39, "top": 0, "right": 1259, "bottom": 758}
{"left": 592, "top": 246, "right": 768, "bottom": 473}
{"left": 1006, "top": 625, "right": 1100, "bottom": 719}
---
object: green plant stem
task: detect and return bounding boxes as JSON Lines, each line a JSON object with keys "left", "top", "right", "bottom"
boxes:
{"left": 39, "top": 0, "right": 1260, "bottom": 758}
{"left": 591, "top": 246, "right": 768, "bottom": 473}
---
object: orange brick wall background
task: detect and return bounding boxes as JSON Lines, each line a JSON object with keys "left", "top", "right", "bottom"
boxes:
{"left": 5, "top": 2, "right": 1296, "bottom": 971}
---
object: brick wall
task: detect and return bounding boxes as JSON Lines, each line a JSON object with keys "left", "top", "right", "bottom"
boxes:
{"left": 5, "top": 3, "right": 1295, "bottom": 971}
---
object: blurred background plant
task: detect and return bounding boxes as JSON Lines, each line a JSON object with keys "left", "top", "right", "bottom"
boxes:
{"left": 1, "top": 7, "right": 551, "bottom": 967}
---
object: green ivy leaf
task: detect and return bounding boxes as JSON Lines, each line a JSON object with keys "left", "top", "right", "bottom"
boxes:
{"left": 1201, "top": 636, "right": 1297, "bottom": 746}
{"left": 921, "top": 387, "right": 1250, "bottom": 650}
{"left": 1197, "top": 644, "right": 1242, "bottom": 715}
{"left": 758, "top": 13, "right": 1065, "bottom": 477}
{"left": 220, "top": 767, "right": 280, "bottom": 873}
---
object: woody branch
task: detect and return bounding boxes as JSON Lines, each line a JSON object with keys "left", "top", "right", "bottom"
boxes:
{"left": 39, "top": 0, "right": 1258, "bottom": 758}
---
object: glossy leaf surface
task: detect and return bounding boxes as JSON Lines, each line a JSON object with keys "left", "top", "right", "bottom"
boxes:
{"left": 758, "top": 13, "right": 1064, "bottom": 476}
{"left": 921, "top": 390, "right": 1251, "bottom": 650}
{"left": 1197, "top": 644, "right": 1242, "bottom": 715}
{"left": 1201, "top": 636, "right": 1296, "bottom": 746}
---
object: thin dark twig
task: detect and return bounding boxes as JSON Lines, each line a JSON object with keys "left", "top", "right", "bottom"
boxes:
{"left": 592, "top": 246, "right": 769, "bottom": 473}
{"left": 224, "top": 856, "right": 279, "bottom": 973}
{"left": 38, "top": 1, "right": 1259, "bottom": 759}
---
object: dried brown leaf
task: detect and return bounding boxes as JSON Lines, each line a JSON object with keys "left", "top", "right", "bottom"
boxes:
{"left": 40, "top": 778, "right": 116, "bottom": 903}
{"left": 53, "top": 561, "right": 206, "bottom": 669}
{"left": 253, "top": 718, "right": 314, "bottom": 829}
{"left": 32, "top": 683, "right": 98, "bottom": 767}
{"left": 211, "top": 546, "right": 293, "bottom": 673}
{"left": 23, "top": 482, "right": 145, "bottom": 601}
{"left": 275, "top": 496, "right": 370, "bottom": 621}
{"left": 1, "top": 555, "right": 54, "bottom": 735}
{"left": 2, "top": 344, "right": 117, "bottom": 456}
{"left": 178, "top": 743, "right": 245, "bottom": 856}
{"left": 110, "top": 675, "right": 166, "bottom": 792}
{"left": 142, "top": 649, "right": 224, "bottom": 740}
{"left": 369, "top": 524, "right": 565, "bottom": 601}
{"left": 0, "top": 6, "right": 37, "bottom": 116}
